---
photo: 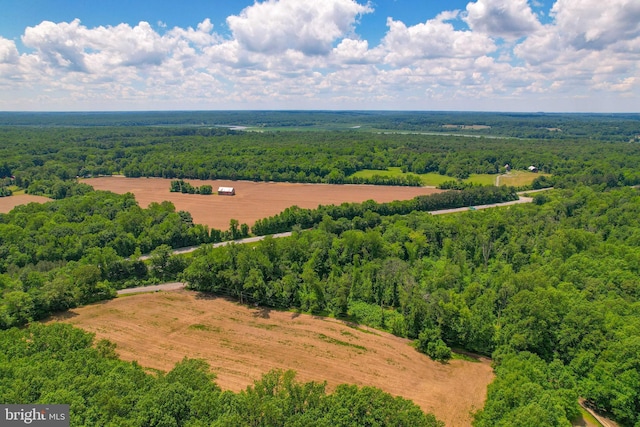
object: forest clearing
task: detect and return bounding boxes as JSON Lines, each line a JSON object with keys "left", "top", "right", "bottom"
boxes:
{"left": 82, "top": 176, "right": 443, "bottom": 230}
{"left": 52, "top": 289, "right": 494, "bottom": 427}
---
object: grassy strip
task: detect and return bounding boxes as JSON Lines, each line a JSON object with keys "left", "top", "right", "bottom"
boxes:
{"left": 317, "top": 333, "right": 368, "bottom": 351}
{"left": 351, "top": 168, "right": 547, "bottom": 187}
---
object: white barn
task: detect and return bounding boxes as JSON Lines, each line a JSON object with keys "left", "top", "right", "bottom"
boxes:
{"left": 217, "top": 186, "right": 236, "bottom": 196}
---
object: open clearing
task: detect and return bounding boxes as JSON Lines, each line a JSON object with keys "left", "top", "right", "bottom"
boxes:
{"left": 53, "top": 290, "right": 493, "bottom": 426}
{"left": 498, "top": 171, "right": 551, "bottom": 187}
{"left": 82, "top": 177, "right": 443, "bottom": 230}
{"left": 0, "top": 194, "right": 51, "bottom": 213}
{"left": 350, "top": 168, "right": 546, "bottom": 187}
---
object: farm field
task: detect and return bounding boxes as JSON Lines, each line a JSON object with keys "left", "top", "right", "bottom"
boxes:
{"left": 0, "top": 194, "right": 51, "bottom": 213}
{"left": 351, "top": 168, "right": 546, "bottom": 187}
{"left": 350, "top": 167, "right": 451, "bottom": 186}
{"left": 82, "top": 177, "right": 443, "bottom": 230}
{"left": 53, "top": 290, "right": 494, "bottom": 427}
{"left": 498, "top": 170, "right": 552, "bottom": 187}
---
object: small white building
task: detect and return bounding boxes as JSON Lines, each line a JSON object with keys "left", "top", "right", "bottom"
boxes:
{"left": 217, "top": 186, "right": 236, "bottom": 196}
{"left": 527, "top": 165, "right": 539, "bottom": 172}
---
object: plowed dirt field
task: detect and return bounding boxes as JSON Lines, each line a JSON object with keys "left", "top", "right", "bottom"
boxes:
{"left": 53, "top": 290, "right": 493, "bottom": 426}
{"left": 0, "top": 194, "right": 51, "bottom": 213}
{"left": 83, "top": 177, "right": 443, "bottom": 230}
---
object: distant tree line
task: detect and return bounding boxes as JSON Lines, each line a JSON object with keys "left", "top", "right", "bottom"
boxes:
{"left": 2, "top": 125, "right": 640, "bottom": 199}
{"left": 1, "top": 111, "right": 638, "bottom": 142}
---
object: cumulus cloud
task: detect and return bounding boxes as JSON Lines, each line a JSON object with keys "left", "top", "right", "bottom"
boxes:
{"left": 0, "top": 37, "right": 19, "bottom": 64}
{"left": 378, "top": 12, "right": 495, "bottom": 65}
{"left": 1, "top": 0, "right": 639, "bottom": 111}
{"left": 21, "top": 19, "right": 173, "bottom": 73}
{"left": 464, "top": 0, "right": 541, "bottom": 39}
{"left": 550, "top": 0, "right": 640, "bottom": 50}
{"left": 332, "top": 38, "right": 373, "bottom": 64}
{"left": 227, "top": 0, "right": 372, "bottom": 55}
{"left": 22, "top": 19, "right": 90, "bottom": 72}
{"left": 515, "top": 0, "right": 640, "bottom": 87}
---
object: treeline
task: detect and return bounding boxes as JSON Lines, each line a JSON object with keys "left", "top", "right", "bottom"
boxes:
{"left": 0, "top": 323, "right": 443, "bottom": 427}
{"left": 1, "top": 111, "right": 638, "bottom": 141}
{"left": 251, "top": 186, "right": 517, "bottom": 235}
{"left": 0, "top": 191, "right": 217, "bottom": 266}
{"left": 183, "top": 186, "right": 640, "bottom": 426}
{"left": 2, "top": 125, "right": 640, "bottom": 195}
{"left": 0, "top": 176, "right": 14, "bottom": 197}
{"left": 170, "top": 179, "right": 213, "bottom": 195}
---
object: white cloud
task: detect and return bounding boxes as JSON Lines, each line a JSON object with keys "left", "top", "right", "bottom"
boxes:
{"left": 332, "top": 38, "right": 373, "bottom": 64}
{"left": 0, "top": 0, "right": 638, "bottom": 111}
{"left": 513, "top": 0, "right": 640, "bottom": 102}
{"left": 22, "top": 20, "right": 90, "bottom": 72}
{"left": 227, "top": 0, "right": 372, "bottom": 55}
{"left": 378, "top": 12, "right": 496, "bottom": 66}
{"left": 550, "top": 0, "right": 640, "bottom": 50}
{"left": 0, "top": 37, "right": 19, "bottom": 64}
{"left": 464, "top": 0, "right": 541, "bottom": 39}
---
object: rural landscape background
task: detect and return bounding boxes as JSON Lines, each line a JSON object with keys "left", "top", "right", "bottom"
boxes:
{"left": 1, "top": 0, "right": 640, "bottom": 426}
{"left": 1, "top": 110, "right": 640, "bottom": 427}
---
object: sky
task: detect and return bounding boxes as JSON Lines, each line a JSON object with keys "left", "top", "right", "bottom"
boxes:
{"left": 0, "top": 0, "right": 638, "bottom": 112}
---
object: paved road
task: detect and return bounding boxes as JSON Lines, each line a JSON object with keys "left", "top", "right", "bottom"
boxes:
{"left": 138, "top": 231, "right": 293, "bottom": 260}
{"left": 139, "top": 195, "right": 535, "bottom": 262}
{"left": 117, "top": 282, "right": 185, "bottom": 294}
{"left": 429, "top": 196, "right": 533, "bottom": 215}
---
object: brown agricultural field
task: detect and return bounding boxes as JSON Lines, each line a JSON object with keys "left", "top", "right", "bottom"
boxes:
{"left": 53, "top": 290, "right": 494, "bottom": 427}
{"left": 82, "top": 177, "right": 443, "bottom": 230}
{"left": 0, "top": 194, "right": 51, "bottom": 213}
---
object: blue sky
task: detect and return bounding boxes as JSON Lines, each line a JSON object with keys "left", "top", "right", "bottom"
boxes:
{"left": 0, "top": 0, "right": 637, "bottom": 112}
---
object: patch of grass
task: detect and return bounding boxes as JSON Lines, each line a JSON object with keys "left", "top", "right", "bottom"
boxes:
{"left": 499, "top": 171, "right": 551, "bottom": 187}
{"left": 346, "top": 322, "right": 380, "bottom": 336}
{"left": 350, "top": 167, "right": 406, "bottom": 179}
{"left": 350, "top": 168, "right": 503, "bottom": 187}
{"left": 465, "top": 174, "right": 497, "bottom": 186}
{"left": 417, "top": 173, "right": 454, "bottom": 186}
{"left": 188, "top": 323, "right": 220, "bottom": 332}
{"left": 340, "top": 330, "right": 356, "bottom": 337}
{"left": 574, "top": 406, "right": 604, "bottom": 427}
{"left": 7, "top": 185, "right": 26, "bottom": 195}
{"left": 116, "top": 292, "right": 149, "bottom": 298}
{"left": 451, "top": 350, "right": 482, "bottom": 363}
{"left": 317, "top": 333, "right": 367, "bottom": 351}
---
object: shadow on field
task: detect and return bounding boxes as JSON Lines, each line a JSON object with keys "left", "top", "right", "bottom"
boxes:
{"left": 193, "top": 292, "right": 226, "bottom": 301}
{"left": 252, "top": 306, "right": 271, "bottom": 319}
{"left": 45, "top": 309, "right": 79, "bottom": 322}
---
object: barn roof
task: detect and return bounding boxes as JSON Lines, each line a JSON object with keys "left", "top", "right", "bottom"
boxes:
{"left": 218, "top": 186, "right": 235, "bottom": 192}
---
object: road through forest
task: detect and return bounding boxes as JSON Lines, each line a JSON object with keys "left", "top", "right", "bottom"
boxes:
{"left": 120, "top": 191, "right": 544, "bottom": 295}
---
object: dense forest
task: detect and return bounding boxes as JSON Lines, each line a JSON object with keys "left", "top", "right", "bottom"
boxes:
{"left": 1, "top": 112, "right": 640, "bottom": 426}
{"left": 184, "top": 186, "right": 640, "bottom": 426}
{"left": 0, "top": 110, "right": 639, "bottom": 141}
